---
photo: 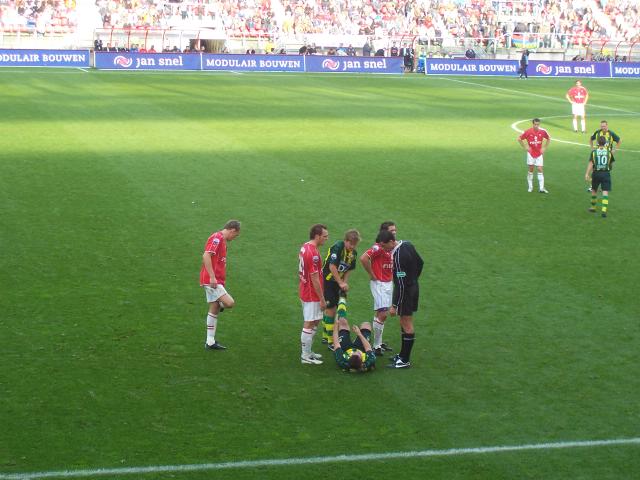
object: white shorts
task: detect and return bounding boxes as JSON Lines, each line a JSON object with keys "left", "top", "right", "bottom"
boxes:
{"left": 301, "top": 301, "right": 323, "bottom": 322}
{"left": 370, "top": 280, "right": 393, "bottom": 310}
{"left": 572, "top": 103, "right": 585, "bottom": 116}
{"left": 204, "top": 284, "right": 228, "bottom": 303}
{"left": 526, "top": 152, "right": 543, "bottom": 167}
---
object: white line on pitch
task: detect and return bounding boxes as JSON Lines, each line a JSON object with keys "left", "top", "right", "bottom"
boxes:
{"left": 1, "top": 437, "right": 639, "bottom": 480}
{"left": 438, "top": 77, "right": 640, "bottom": 114}
{"left": 510, "top": 113, "right": 640, "bottom": 153}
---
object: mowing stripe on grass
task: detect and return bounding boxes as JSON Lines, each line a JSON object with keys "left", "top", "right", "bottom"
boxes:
{"left": 510, "top": 113, "right": 640, "bottom": 154}
{"left": 2, "top": 437, "right": 639, "bottom": 480}
{"left": 439, "top": 77, "right": 640, "bottom": 114}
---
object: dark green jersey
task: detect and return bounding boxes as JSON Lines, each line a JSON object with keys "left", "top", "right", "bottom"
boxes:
{"left": 590, "top": 129, "right": 620, "bottom": 152}
{"left": 322, "top": 241, "right": 357, "bottom": 282}
{"left": 334, "top": 347, "right": 376, "bottom": 372}
{"left": 590, "top": 147, "right": 613, "bottom": 171}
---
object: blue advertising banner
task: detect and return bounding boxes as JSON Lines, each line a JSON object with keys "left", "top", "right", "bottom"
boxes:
{"left": 305, "top": 55, "right": 404, "bottom": 74}
{"left": 529, "top": 60, "right": 611, "bottom": 77}
{"left": 611, "top": 62, "right": 640, "bottom": 78}
{"left": 95, "top": 52, "right": 201, "bottom": 70}
{"left": 0, "top": 49, "right": 89, "bottom": 67}
{"left": 203, "top": 54, "right": 304, "bottom": 72}
{"left": 425, "top": 58, "right": 518, "bottom": 75}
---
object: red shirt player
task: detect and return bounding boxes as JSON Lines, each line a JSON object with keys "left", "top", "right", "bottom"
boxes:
{"left": 299, "top": 224, "right": 329, "bottom": 364}
{"left": 200, "top": 220, "right": 241, "bottom": 350}
{"left": 566, "top": 80, "right": 589, "bottom": 132}
{"left": 518, "top": 118, "right": 551, "bottom": 193}
{"left": 359, "top": 223, "right": 397, "bottom": 353}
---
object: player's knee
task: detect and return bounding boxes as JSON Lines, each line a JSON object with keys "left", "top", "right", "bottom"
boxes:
{"left": 361, "top": 322, "right": 372, "bottom": 330}
{"left": 337, "top": 317, "right": 349, "bottom": 330}
{"left": 221, "top": 296, "right": 235, "bottom": 308}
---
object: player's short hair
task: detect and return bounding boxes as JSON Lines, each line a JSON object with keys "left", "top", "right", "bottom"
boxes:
{"left": 224, "top": 220, "right": 241, "bottom": 231}
{"left": 532, "top": 118, "right": 541, "bottom": 124}
{"left": 349, "top": 353, "right": 363, "bottom": 371}
{"left": 600, "top": 120, "right": 608, "bottom": 125}
{"left": 344, "top": 229, "right": 361, "bottom": 243}
{"left": 309, "top": 224, "right": 328, "bottom": 240}
{"left": 377, "top": 229, "right": 395, "bottom": 244}
{"left": 379, "top": 221, "right": 396, "bottom": 231}
{"left": 598, "top": 136, "right": 607, "bottom": 146}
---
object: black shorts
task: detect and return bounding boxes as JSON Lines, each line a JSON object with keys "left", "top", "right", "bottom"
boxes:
{"left": 592, "top": 171, "right": 611, "bottom": 192}
{"left": 324, "top": 280, "right": 347, "bottom": 308}
{"left": 338, "top": 328, "right": 371, "bottom": 351}
{"left": 396, "top": 283, "right": 419, "bottom": 316}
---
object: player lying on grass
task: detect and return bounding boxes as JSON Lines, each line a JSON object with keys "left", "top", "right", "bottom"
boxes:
{"left": 332, "top": 317, "right": 377, "bottom": 373}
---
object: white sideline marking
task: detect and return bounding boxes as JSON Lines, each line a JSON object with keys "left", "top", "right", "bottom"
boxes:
{"left": 437, "top": 77, "right": 640, "bottom": 114}
{"left": 1, "top": 437, "right": 639, "bottom": 480}
{"left": 511, "top": 113, "right": 640, "bottom": 153}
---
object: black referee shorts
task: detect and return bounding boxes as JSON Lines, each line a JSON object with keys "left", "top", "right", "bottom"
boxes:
{"left": 396, "top": 283, "right": 419, "bottom": 316}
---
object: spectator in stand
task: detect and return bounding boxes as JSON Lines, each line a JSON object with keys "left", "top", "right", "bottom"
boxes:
{"left": 363, "top": 39, "right": 372, "bottom": 57}
{"left": 519, "top": 49, "right": 529, "bottom": 79}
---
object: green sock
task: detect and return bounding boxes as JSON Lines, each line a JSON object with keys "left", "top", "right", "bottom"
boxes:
{"left": 322, "top": 314, "right": 334, "bottom": 341}
{"left": 337, "top": 297, "right": 347, "bottom": 319}
{"left": 602, "top": 195, "right": 608, "bottom": 213}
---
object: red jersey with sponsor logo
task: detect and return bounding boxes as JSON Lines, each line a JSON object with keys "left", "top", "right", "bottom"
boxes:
{"left": 365, "top": 243, "right": 393, "bottom": 282}
{"left": 519, "top": 127, "right": 550, "bottom": 158}
{"left": 299, "top": 241, "right": 323, "bottom": 302}
{"left": 567, "top": 86, "right": 588, "bottom": 104}
{"left": 200, "top": 231, "right": 228, "bottom": 286}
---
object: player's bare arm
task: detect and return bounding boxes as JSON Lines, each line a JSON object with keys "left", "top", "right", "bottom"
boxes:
{"left": 329, "top": 263, "right": 347, "bottom": 290}
{"left": 202, "top": 252, "right": 218, "bottom": 287}
{"left": 332, "top": 317, "right": 340, "bottom": 349}
{"left": 352, "top": 325, "right": 372, "bottom": 352}
{"left": 341, "top": 270, "right": 352, "bottom": 292}
{"left": 518, "top": 138, "right": 528, "bottom": 151}
{"left": 359, "top": 253, "right": 376, "bottom": 281}
{"left": 585, "top": 160, "right": 594, "bottom": 181}
{"left": 541, "top": 137, "right": 550, "bottom": 153}
{"left": 311, "top": 271, "right": 326, "bottom": 309}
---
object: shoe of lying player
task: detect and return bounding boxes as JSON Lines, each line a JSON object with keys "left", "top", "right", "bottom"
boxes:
{"left": 327, "top": 344, "right": 336, "bottom": 352}
{"left": 205, "top": 342, "right": 226, "bottom": 350}
{"left": 301, "top": 354, "right": 323, "bottom": 365}
{"left": 380, "top": 343, "right": 393, "bottom": 352}
{"left": 387, "top": 357, "right": 411, "bottom": 369}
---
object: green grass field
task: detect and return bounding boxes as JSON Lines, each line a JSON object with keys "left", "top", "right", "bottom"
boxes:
{"left": 1, "top": 69, "right": 639, "bottom": 480}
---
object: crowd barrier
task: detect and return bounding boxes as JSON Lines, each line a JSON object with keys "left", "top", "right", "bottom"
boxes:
{"left": 2, "top": 50, "right": 639, "bottom": 78}
{"left": 0, "top": 49, "right": 90, "bottom": 67}
{"left": 95, "top": 52, "right": 405, "bottom": 74}
{"left": 424, "top": 58, "right": 640, "bottom": 78}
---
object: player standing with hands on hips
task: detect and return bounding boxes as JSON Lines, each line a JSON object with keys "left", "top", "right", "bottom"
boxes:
{"left": 200, "top": 220, "right": 241, "bottom": 350}
{"left": 518, "top": 118, "right": 551, "bottom": 193}
{"left": 566, "top": 80, "right": 589, "bottom": 133}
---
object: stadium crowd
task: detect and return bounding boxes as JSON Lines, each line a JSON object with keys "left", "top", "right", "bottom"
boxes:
{"left": 0, "top": 0, "right": 76, "bottom": 34}
{"left": 1, "top": 0, "right": 639, "bottom": 49}
{"left": 90, "top": 0, "right": 640, "bottom": 48}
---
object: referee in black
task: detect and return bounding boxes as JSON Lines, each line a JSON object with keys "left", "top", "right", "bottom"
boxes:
{"left": 378, "top": 230, "right": 424, "bottom": 369}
